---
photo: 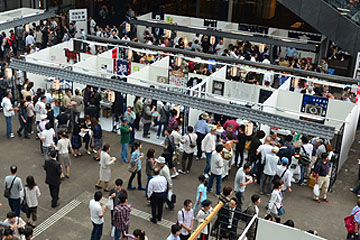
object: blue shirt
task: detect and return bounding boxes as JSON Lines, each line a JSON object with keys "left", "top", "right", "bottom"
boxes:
{"left": 166, "top": 234, "right": 180, "bottom": 240}
{"left": 131, "top": 149, "right": 141, "bottom": 171}
{"left": 196, "top": 183, "right": 207, "bottom": 203}
{"left": 195, "top": 119, "right": 209, "bottom": 135}
{"left": 351, "top": 206, "right": 360, "bottom": 224}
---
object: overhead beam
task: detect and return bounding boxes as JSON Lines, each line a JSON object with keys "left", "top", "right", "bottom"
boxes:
{"left": 84, "top": 35, "right": 359, "bottom": 85}
{"left": 0, "top": 10, "right": 56, "bottom": 31}
{"left": 129, "top": 18, "right": 317, "bottom": 51}
{"left": 9, "top": 59, "right": 335, "bottom": 139}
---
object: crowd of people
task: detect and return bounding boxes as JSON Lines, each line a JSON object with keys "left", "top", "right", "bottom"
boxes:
{"left": 0, "top": 8, "right": 355, "bottom": 240}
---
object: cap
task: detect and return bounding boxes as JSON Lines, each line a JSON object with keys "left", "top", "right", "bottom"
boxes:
{"left": 201, "top": 112, "right": 209, "bottom": 120}
{"left": 156, "top": 156, "right": 166, "bottom": 164}
{"left": 40, "top": 114, "right": 47, "bottom": 120}
{"left": 201, "top": 199, "right": 212, "bottom": 207}
{"left": 121, "top": 118, "right": 128, "bottom": 122}
{"left": 272, "top": 146, "right": 279, "bottom": 154}
{"left": 281, "top": 157, "right": 289, "bottom": 165}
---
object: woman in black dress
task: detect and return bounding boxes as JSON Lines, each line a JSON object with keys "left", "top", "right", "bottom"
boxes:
{"left": 71, "top": 118, "right": 83, "bottom": 157}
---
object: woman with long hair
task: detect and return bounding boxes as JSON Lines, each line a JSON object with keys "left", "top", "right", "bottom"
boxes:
{"left": 17, "top": 99, "right": 29, "bottom": 138}
{"left": 267, "top": 180, "right": 285, "bottom": 223}
{"left": 71, "top": 118, "right": 83, "bottom": 157}
{"left": 91, "top": 117, "right": 102, "bottom": 161}
{"left": 95, "top": 144, "right": 117, "bottom": 191}
{"left": 127, "top": 142, "right": 145, "bottom": 190}
{"left": 57, "top": 131, "right": 73, "bottom": 179}
{"left": 23, "top": 176, "right": 40, "bottom": 227}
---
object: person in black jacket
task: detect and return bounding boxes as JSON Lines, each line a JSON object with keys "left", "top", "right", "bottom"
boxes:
{"left": 85, "top": 98, "right": 100, "bottom": 120}
{"left": 219, "top": 198, "right": 242, "bottom": 240}
{"left": 43, "top": 149, "right": 62, "bottom": 208}
{"left": 235, "top": 125, "right": 246, "bottom": 168}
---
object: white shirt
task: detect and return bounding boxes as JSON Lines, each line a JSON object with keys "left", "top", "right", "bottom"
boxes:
{"left": 263, "top": 153, "right": 279, "bottom": 176}
{"left": 25, "top": 35, "right": 35, "bottom": 46}
{"left": 183, "top": 133, "right": 198, "bottom": 154}
{"left": 276, "top": 165, "right": 292, "bottom": 191}
{"left": 2, "top": 97, "right": 13, "bottom": 117}
{"left": 178, "top": 208, "right": 194, "bottom": 236}
{"left": 216, "top": 43, "right": 224, "bottom": 56}
{"left": 41, "top": 128, "right": 55, "bottom": 147}
{"left": 262, "top": 59, "right": 271, "bottom": 64}
{"left": 171, "top": 130, "right": 182, "bottom": 146}
{"left": 257, "top": 144, "right": 273, "bottom": 164}
{"left": 210, "top": 152, "right": 223, "bottom": 175}
{"left": 301, "top": 143, "right": 314, "bottom": 159}
{"left": 89, "top": 199, "right": 104, "bottom": 224}
{"left": 147, "top": 175, "right": 167, "bottom": 197}
{"left": 56, "top": 138, "right": 72, "bottom": 154}
{"left": 201, "top": 133, "right": 216, "bottom": 153}
{"left": 35, "top": 101, "right": 47, "bottom": 121}
{"left": 23, "top": 186, "right": 41, "bottom": 207}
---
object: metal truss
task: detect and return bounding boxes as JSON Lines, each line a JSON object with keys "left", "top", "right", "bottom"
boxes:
{"left": 0, "top": 10, "right": 56, "bottom": 31}
{"left": 85, "top": 35, "right": 358, "bottom": 85}
{"left": 129, "top": 19, "right": 317, "bottom": 51}
{"left": 9, "top": 59, "right": 335, "bottom": 139}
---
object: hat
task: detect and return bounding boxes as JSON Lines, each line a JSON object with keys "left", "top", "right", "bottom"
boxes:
{"left": 281, "top": 157, "right": 289, "bottom": 165}
{"left": 201, "top": 199, "right": 212, "bottom": 207}
{"left": 156, "top": 156, "right": 166, "bottom": 164}
{"left": 121, "top": 117, "right": 128, "bottom": 122}
{"left": 272, "top": 146, "right": 279, "bottom": 154}
{"left": 210, "top": 126, "right": 216, "bottom": 132}
{"left": 40, "top": 114, "right": 47, "bottom": 120}
{"left": 201, "top": 112, "right": 209, "bottom": 120}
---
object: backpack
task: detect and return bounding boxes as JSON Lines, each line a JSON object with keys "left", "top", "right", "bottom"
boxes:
{"left": 299, "top": 146, "right": 311, "bottom": 166}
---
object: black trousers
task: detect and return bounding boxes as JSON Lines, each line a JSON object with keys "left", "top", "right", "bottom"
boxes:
{"left": 48, "top": 184, "right": 60, "bottom": 206}
{"left": 182, "top": 152, "right": 194, "bottom": 171}
{"left": 143, "top": 123, "right": 151, "bottom": 137}
{"left": 150, "top": 192, "right": 166, "bottom": 222}
{"left": 128, "top": 170, "right": 142, "bottom": 188}
{"left": 196, "top": 133, "right": 205, "bottom": 158}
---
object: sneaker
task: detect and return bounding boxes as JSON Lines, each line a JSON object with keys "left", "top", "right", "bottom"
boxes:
{"left": 138, "top": 186, "right": 145, "bottom": 191}
{"left": 87, "top": 151, "right": 91, "bottom": 155}
{"left": 92, "top": 149, "right": 97, "bottom": 153}
{"left": 185, "top": 170, "right": 190, "bottom": 174}
{"left": 259, "top": 192, "right": 264, "bottom": 195}
{"left": 127, "top": 186, "right": 136, "bottom": 190}
{"left": 204, "top": 173, "right": 209, "bottom": 178}
{"left": 178, "top": 170, "right": 186, "bottom": 174}
{"left": 171, "top": 173, "right": 179, "bottom": 178}
{"left": 156, "top": 136, "right": 160, "bottom": 139}
{"left": 323, "top": 199, "right": 329, "bottom": 203}
{"left": 9, "top": 133, "right": 15, "bottom": 138}
{"left": 350, "top": 187, "right": 355, "bottom": 192}
{"left": 357, "top": 195, "right": 360, "bottom": 198}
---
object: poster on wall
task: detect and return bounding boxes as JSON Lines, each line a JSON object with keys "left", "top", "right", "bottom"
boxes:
{"left": 212, "top": 80, "right": 224, "bottom": 95}
{"left": 69, "top": 9, "right": 88, "bottom": 34}
{"left": 165, "top": 16, "right": 174, "bottom": 24}
{"left": 301, "top": 95, "right": 328, "bottom": 117}
{"left": 114, "top": 59, "right": 129, "bottom": 82}
{"left": 152, "top": 13, "right": 164, "bottom": 37}
{"left": 168, "top": 70, "right": 188, "bottom": 93}
{"left": 131, "top": 62, "right": 146, "bottom": 73}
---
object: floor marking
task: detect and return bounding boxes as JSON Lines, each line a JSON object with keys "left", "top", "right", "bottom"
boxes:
{"left": 32, "top": 199, "right": 82, "bottom": 239}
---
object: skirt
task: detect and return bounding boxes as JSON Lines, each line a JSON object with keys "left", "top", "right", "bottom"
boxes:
{"left": 58, "top": 153, "right": 71, "bottom": 167}
{"left": 94, "top": 138, "right": 103, "bottom": 150}
{"left": 99, "top": 167, "right": 111, "bottom": 182}
{"left": 71, "top": 135, "right": 82, "bottom": 150}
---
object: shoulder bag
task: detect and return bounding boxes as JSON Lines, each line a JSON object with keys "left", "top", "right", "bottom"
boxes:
{"left": 299, "top": 146, "right": 311, "bottom": 166}
{"left": 345, "top": 209, "right": 360, "bottom": 233}
{"left": 188, "top": 134, "right": 196, "bottom": 148}
{"left": 21, "top": 188, "right": 29, "bottom": 213}
{"left": 4, "top": 177, "right": 16, "bottom": 199}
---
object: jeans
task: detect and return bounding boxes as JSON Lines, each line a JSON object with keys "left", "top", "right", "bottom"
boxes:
{"left": 114, "top": 227, "right": 128, "bottom": 240}
{"left": 121, "top": 143, "right": 129, "bottom": 162}
{"left": 353, "top": 184, "right": 360, "bottom": 194}
{"left": 235, "top": 191, "right": 244, "bottom": 211}
{"left": 234, "top": 148, "right": 244, "bottom": 167}
{"left": 8, "top": 198, "right": 20, "bottom": 217}
{"left": 5, "top": 116, "right": 12, "bottom": 137}
{"left": 129, "top": 123, "right": 135, "bottom": 145}
{"left": 203, "top": 152, "right": 212, "bottom": 175}
{"left": 259, "top": 173, "right": 274, "bottom": 194}
{"left": 193, "top": 202, "right": 201, "bottom": 213}
{"left": 90, "top": 222, "right": 103, "bottom": 240}
{"left": 208, "top": 173, "right": 222, "bottom": 195}
{"left": 157, "top": 122, "right": 167, "bottom": 137}
{"left": 298, "top": 165, "right": 306, "bottom": 184}
{"left": 18, "top": 119, "right": 28, "bottom": 137}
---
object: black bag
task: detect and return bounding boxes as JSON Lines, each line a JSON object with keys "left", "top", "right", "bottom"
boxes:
{"left": 188, "top": 135, "right": 196, "bottom": 148}
{"left": 176, "top": 209, "right": 184, "bottom": 228}
{"left": 4, "top": 177, "right": 16, "bottom": 199}
{"left": 299, "top": 146, "right": 311, "bottom": 166}
{"left": 21, "top": 188, "right": 29, "bottom": 213}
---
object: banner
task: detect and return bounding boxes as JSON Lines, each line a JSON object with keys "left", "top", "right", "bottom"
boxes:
{"left": 152, "top": 13, "right": 164, "bottom": 37}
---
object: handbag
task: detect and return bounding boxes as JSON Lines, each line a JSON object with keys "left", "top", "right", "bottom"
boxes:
{"left": 345, "top": 210, "right": 360, "bottom": 233}
{"left": 245, "top": 141, "right": 251, "bottom": 151}
{"left": 188, "top": 135, "right": 196, "bottom": 148}
{"left": 4, "top": 177, "right": 16, "bottom": 199}
{"left": 277, "top": 206, "right": 285, "bottom": 216}
{"left": 21, "top": 188, "right": 29, "bottom": 213}
{"left": 313, "top": 184, "right": 320, "bottom": 197}
{"left": 128, "top": 163, "right": 138, "bottom": 173}
{"left": 299, "top": 146, "right": 311, "bottom": 166}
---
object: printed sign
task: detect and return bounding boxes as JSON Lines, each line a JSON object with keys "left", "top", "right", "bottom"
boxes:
{"left": 69, "top": 9, "right": 88, "bottom": 33}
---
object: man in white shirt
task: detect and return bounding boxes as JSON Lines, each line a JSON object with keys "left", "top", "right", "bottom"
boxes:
{"left": 207, "top": 145, "right": 224, "bottom": 195}
{"left": 256, "top": 136, "right": 273, "bottom": 165}
{"left": 39, "top": 122, "right": 56, "bottom": 159}
{"left": 202, "top": 127, "right": 216, "bottom": 178}
{"left": 171, "top": 126, "right": 183, "bottom": 166}
{"left": 234, "top": 163, "right": 253, "bottom": 210}
{"left": 147, "top": 167, "right": 167, "bottom": 224}
{"left": 177, "top": 199, "right": 194, "bottom": 240}
{"left": 2, "top": 92, "right": 18, "bottom": 138}
{"left": 89, "top": 191, "right": 106, "bottom": 240}
{"left": 216, "top": 39, "right": 224, "bottom": 56}
{"left": 35, "top": 96, "right": 47, "bottom": 130}
{"left": 179, "top": 126, "right": 198, "bottom": 174}
{"left": 25, "top": 32, "right": 35, "bottom": 47}
{"left": 276, "top": 157, "right": 292, "bottom": 192}
{"left": 260, "top": 146, "right": 279, "bottom": 195}
{"left": 89, "top": 17, "right": 97, "bottom": 35}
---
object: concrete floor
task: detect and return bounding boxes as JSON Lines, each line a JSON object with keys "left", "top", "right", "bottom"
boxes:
{"left": 0, "top": 116, "right": 357, "bottom": 240}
